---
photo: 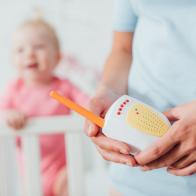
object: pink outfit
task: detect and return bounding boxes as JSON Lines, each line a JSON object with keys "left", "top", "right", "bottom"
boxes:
{"left": 0, "top": 77, "right": 88, "bottom": 196}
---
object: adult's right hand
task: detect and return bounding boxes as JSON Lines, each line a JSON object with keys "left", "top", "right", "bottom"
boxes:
{"left": 85, "top": 85, "right": 136, "bottom": 166}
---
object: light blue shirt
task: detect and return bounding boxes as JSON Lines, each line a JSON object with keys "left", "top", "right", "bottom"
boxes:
{"left": 110, "top": 0, "right": 196, "bottom": 195}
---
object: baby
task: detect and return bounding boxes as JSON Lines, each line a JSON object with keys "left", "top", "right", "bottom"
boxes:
{"left": 0, "top": 18, "right": 88, "bottom": 196}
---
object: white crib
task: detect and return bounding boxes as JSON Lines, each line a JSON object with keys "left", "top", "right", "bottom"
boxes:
{"left": 0, "top": 115, "right": 109, "bottom": 196}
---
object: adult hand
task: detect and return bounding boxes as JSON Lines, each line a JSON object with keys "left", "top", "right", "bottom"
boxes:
{"left": 84, "top": 85, "right": 137, "bottom": 166}
{"left": 135, "top": 100, "right": 196, "bottom": 176}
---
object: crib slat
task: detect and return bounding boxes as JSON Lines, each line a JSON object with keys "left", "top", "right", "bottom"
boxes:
{"left": 22, "top": 136, "right": 42, "bottom": 196}
{"left": 66, "top": 132, "right": 85, "bottom": 196}
{"left": 0, "top": 136, "right": 21, "bottom": 196}
{"left": 0, "top": 136, "right": 9, "bottom": 196}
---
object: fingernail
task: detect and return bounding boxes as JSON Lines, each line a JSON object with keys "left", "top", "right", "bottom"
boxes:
{"left": 126, "top": 162, "right": 133, "bottom": 167}
{"left": 168, "top": 166, "right": 175, "bottom": 169}
{"left": 141, "top": 166, "right": 150, "bottom": 171}
{"left": 167, "top": 167, "right": 176, "bottom": 171}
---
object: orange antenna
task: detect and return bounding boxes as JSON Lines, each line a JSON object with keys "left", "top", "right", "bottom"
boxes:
{"left": 50, "top": 91, "right": 105, "bottom": 128}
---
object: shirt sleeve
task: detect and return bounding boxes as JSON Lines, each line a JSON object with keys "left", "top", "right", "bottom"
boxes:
{"left": 60, "top": 79, "right": 89, "bottom": 107}
{"left": 113, "top": 0, "right": 138, "bottom": 32}
{"left": 69, "top": 84, "right": 89, "bottom": 107}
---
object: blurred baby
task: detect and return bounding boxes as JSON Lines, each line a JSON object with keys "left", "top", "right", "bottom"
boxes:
{"left": 0, "top": 17, "right": 88, "bottom": 196}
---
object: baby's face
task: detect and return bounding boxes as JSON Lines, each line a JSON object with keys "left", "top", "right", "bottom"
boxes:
{"left": 12, "top": 25, "right": 60, "bottom": 83}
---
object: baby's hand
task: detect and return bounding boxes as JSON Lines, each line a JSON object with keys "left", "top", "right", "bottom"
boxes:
{"left": 4, "top": 110, "right": 27, "bottom": 130}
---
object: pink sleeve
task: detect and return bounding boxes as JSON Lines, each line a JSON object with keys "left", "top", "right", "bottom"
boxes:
{"left": 63, "top": 80, "right": 89, "bottom": 107}
{"left": 70, "top": 85, "right": 89, "bottom": 107}
{"left": 0, "top": 80, "right": 19, "bottom": 110}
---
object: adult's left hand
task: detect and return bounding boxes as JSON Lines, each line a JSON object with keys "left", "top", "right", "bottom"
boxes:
{"left": 135, "top": 100, "right": 196, "bottom": 176}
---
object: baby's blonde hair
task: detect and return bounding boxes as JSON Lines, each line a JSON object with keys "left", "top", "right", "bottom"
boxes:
{"left": 18, "top": 17, "right": 60, "bottom": 50}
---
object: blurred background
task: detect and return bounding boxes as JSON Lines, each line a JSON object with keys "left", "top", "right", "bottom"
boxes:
{"left": 0, "top": 0, "right": 113, "bottom": 94}
{"left": 0, "top": 0, "right": 114, "bottom": 196}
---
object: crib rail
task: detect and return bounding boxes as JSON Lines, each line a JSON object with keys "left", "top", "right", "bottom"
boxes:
{"left": 0, "top": 115, "right": 86, "bottom": 196}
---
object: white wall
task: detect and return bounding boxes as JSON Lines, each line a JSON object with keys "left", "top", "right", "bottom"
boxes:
{"left": 0, "top": 0, "right": 113, "bottom": 92}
